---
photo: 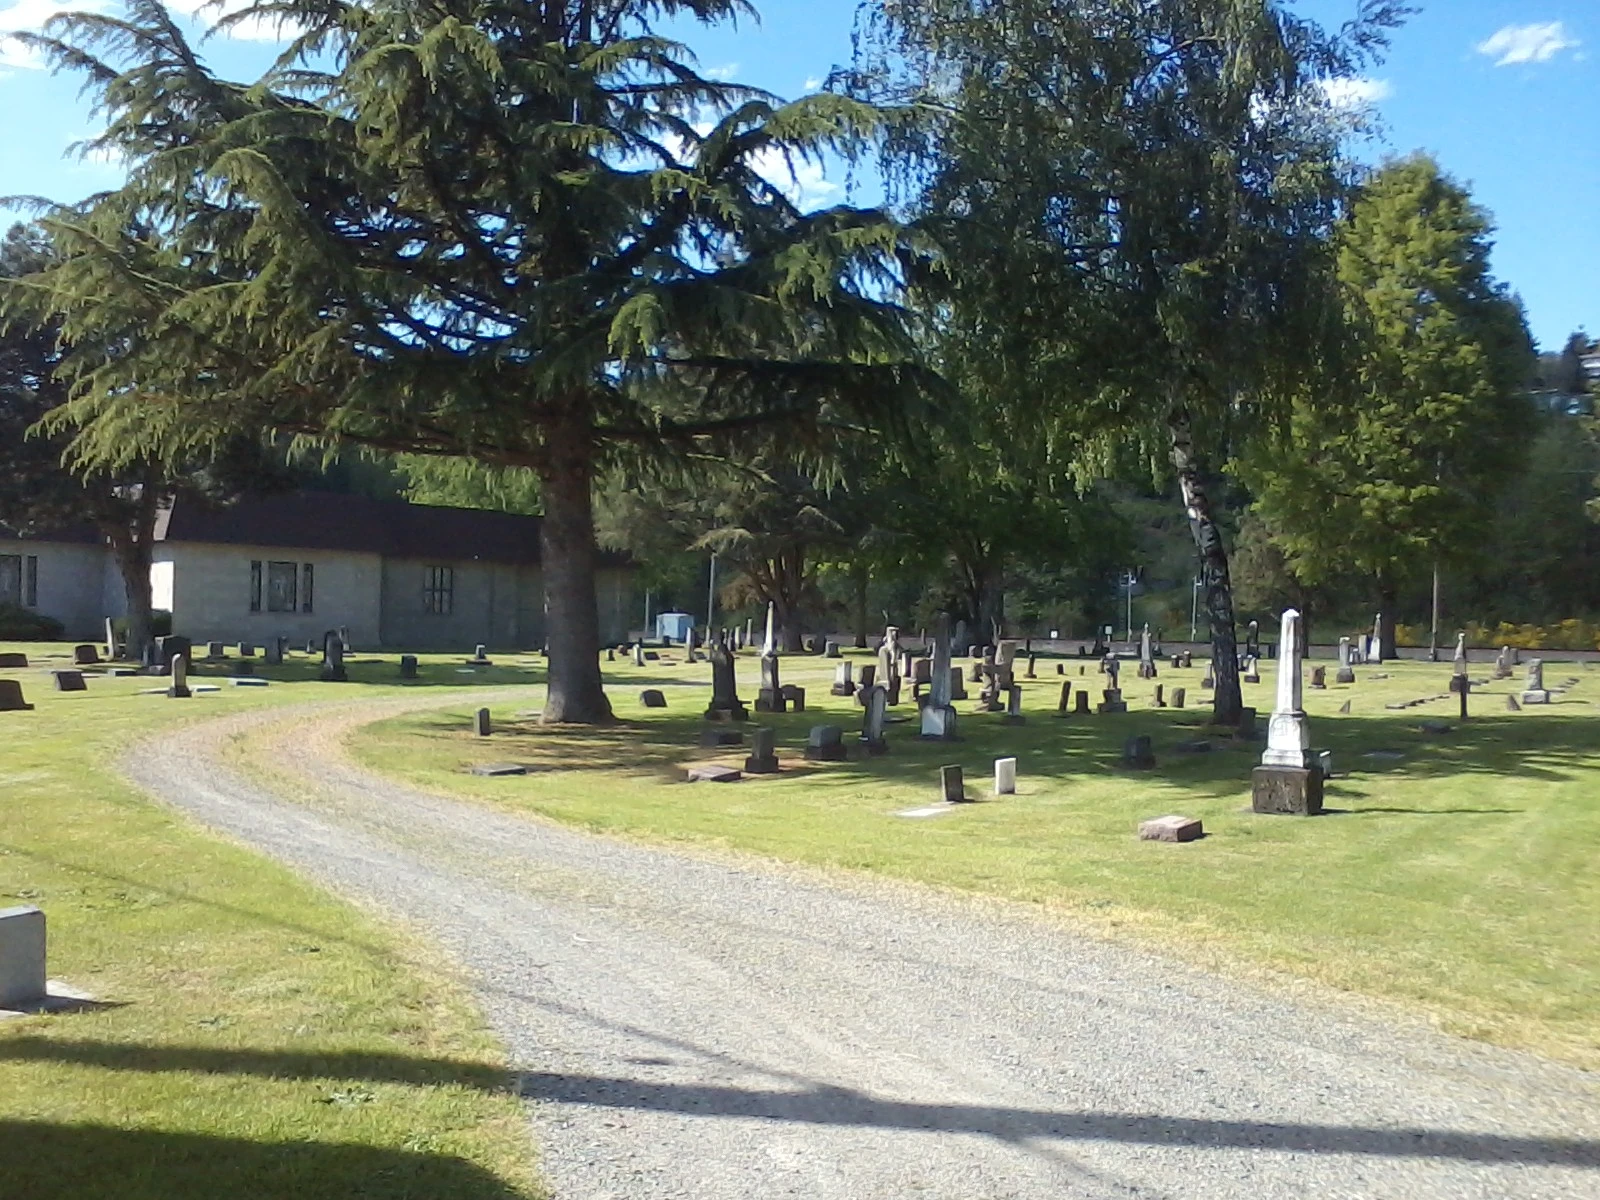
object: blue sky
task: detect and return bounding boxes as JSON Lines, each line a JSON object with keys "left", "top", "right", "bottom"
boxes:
{"left": 1, "top": 1, "right": 1593, "bottom": 349}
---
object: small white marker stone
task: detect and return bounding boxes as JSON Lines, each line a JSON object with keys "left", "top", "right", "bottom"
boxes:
{"left": 994, "top": 757, "right": 1017, "bottom": 796}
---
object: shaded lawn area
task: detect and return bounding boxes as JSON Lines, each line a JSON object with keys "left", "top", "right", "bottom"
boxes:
{"left": 0, "top": 644, "right": 542, "bottom": 1200}
{"left": 350, "top": 651, "right": 1600, "bottom": 1070}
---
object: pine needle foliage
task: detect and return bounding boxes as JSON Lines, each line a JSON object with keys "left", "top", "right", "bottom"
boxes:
{"left": 8, "top": 0, "right": 933, "bottom": 722}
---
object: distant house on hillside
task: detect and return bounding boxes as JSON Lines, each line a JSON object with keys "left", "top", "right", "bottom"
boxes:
{"left": 3, "top": 494, "right": 635, "bottom": 650}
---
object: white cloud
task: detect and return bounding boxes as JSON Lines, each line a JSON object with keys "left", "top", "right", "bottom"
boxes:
{"left": 703, "top": 62, "right": 739, "bottom": 82}
{"left": 803, "top": 75, "right": 823, "bottom": 91}
{"left": 1317, "top": 76, "right": 1393, "bottom": 109}
{"left": 1476, "top": 21, "right": 1579, "bottom": 67}
{"left": 0, "top": 0, "right": 111, "bottom": 70}
{"left": 748, "top": 145, "right": 841, "bottom": 210}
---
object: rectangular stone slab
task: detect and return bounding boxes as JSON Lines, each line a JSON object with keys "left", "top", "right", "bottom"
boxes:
{"left": 1252, "top": 765, "right": 1324, "bottom": 816}
{"left": 0, "top": 905, "right": 46, "bottom": 1009}
{"left": 50, "top": 671, "right": 87, "bottom": 692}
{"left": 686, "top": 764, "right": 742, "bottom": 783}
{"left": 1139, "top": 815, "right": 1203, "bottom": 843}
{"left": 470, "top": 763, "right": 528, "bottom": 776}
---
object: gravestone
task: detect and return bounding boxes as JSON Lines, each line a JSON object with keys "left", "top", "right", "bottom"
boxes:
{"left": 1201, "top": 663, "right": 1215, "bottom": 690}
{"left": 633, "top": 643, "right": 645, "bottom": 667}
{"left": 686, "top": 764, "right": 742, "bottom": 784}
{"left": 744, "top": 727, "right": 780, "bottom": 774}
{"left": 1245, "top": 619, "right": 1260, "bottom": 659}
{"left": 877, "top": 626, "right": 904, "bottom": 701}
{"left": 804, "top": 725, "right": 848, "bottom": 762}
{"left": 1097, "top": 687, "right": 1127, "bottom": 715}
{"left": 912, "top": 658, "right": 934, "bottom": 687}
{"left": 825, "top": 641, "right": 841, "bottom": 658}
{"left": 0, "top": 678, "right": 35, "bottom": 711}
{"left": 1025, "top": 654, "right": 1037, "bottom": 679}
{"left": 1154, "top": 683, "right": 1165, "bottom": 708}
{"left": 166, "top": 654, "right": 191, "bottom": 699}
{"left": 264, "top": 638, "right": 284, "bottom": 667}
{"left": 399, "top": 654, "right": 419, "bottom": 679}
{"left": 233, "top": 659, "right": 255, "bottom": 677}
{"left": 1336, "top": 636, "right": 1356, "bottom": 684}
{"left": 859, "top": 686, "right": 889, "bottom": 755}
{"left": 155, "top": 636, "right": 191, "bottom": 671}
{"left": 1139, "top": 815, "right": 1202, "bottom": 843}
{"left": 1310, "top": 666, "right": 1326, "bottom": 689}
{"left": 941, "top": 764, "right": 966, "bottom": 803}
{"left": 831, "top": 660, "right": 855, "bottom": 697}
{"left": 1074, "top": 691, "right": 1091, "bottom": 715}
{"left": 885, "top": 674, "right": 902, "bottom": 707}
{"left": 206, "top": 641, "right": 225, "bottom": 659}
{"left": 780, "top": 684, "right": 806, "bottom": 713}
{"left": 239, "top": 643, "right": 256, "bottom": 658}
{"left": 304, "top": 639, "right": 318, "bottom": 655}
{"left": 1055, "top": 681, "right": 1072, "bottom": 716}
{"left": 1339, "top": 699, "right": 1352, "bottom": 714}
{"left": 0, "top": 905, "right": 47, "bottom": 1009}
{"left": 1449, "top": 633, "right": 1469, "bottom": 693}
{"left": 1058, "top": 663, "right": 1066, "bottom": 675}
{"left": 474, "top": 708, "right": 492, "bottom": 737}
{"left": 1252, "top": 608, "right": 1322, "bottom": 816}
{"left": 71, "top": 645, "right": 99, "bottom": 666}
{"left": 1494, "top": 645, "right": 1514, "bottom": 680}
{"left": 704, "top": 637, "right": 749, "bottom": 721}
{"left": 465, "top": 643, "right": 492, "bottom": 666}
{"left": 856, "top": 663, "right": 877, "bottom": 705}
{"left": 1506, "top": 695, "right": 1522, "bottom": 712}
{"left": 470, "top": 763, "right": 526, "bottom": 777}
{"left": 640, "top": 689, "right": 667, "bottom": 709}
{"left": 1520, "top": 659, "right": 1551, "bottom": 705}
{"left": 994, "top": 757, "right": 1017, "bottom": 796}
{"left": 1137, "top": 624, "right": 1157, "bottom": 679}
{"left": 1002, "top": 684, "right": 1025, "bottom": 725}
{"left": 1122, "top": 735, "right": 1156, "bottom": 769}
{"left": 51, "top": 670, "right": 86, "bottom": 693}
{"left": 104, "top": 617, "right": 119, "bottom": 661}
{"left": 755, "top": 651, "right": 786, "bottom": 714}
{"left": 1170, "top": 686, "right": 1186, "bottom": 709}
{"left": 699, "top": 728, "right": 744, "bottom": 748}
{"left": 1242, "top": 656, "right": 1261, "bottom": 684}
{"left": 606, "top": 647, "right": 616, "bottom": 662}
{"left": 0, "top": 653, "right": 27, "bottom": 669}
{"left": 919, "top": 616, "right": 959, "bottom": 741}
{"left": 320, "top": 630, "right": 347, "bottom": 682}
{"left": 949, "top": 666, "right": 968, "bottom": 702}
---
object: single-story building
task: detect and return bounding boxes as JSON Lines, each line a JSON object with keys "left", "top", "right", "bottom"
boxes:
{"left": 3, "top": 493, "right": 635, "bottom": 651}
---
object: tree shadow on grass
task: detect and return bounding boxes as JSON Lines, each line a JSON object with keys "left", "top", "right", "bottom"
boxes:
{"left": 0, "top": 1119, "right": 528, "bottom": 1200}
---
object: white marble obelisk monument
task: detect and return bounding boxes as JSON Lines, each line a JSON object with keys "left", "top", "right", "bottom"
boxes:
{"left": 1261, "top": 609, "right": 1310, "bottom": 769}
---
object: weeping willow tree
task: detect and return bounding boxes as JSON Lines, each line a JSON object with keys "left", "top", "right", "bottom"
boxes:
{"left": 8, "top": 0, "right": 930, "bottom": 722}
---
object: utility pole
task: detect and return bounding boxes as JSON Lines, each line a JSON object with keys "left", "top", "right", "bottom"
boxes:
{"left": 1429, "top": 564, "right": 1441, "bottom": 663}
{"left": 1190, "top": 575, "right": 1202, "bottom": 643}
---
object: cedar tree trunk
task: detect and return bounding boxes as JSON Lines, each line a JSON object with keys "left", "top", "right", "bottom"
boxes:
{"left": 537, "top": 427, "right": 614, "bottom": 724}
{"left": 1170, "top": 408, "right": 1243, "bottom": 726}
{"left": 1378, "top": 578, "right": 1399, "bottom": 660}
{"left": 853, "top": 565, "right": 869, "bottom": 649}
{"left": 103, "top": 479, "right": 161, "bottom": 661}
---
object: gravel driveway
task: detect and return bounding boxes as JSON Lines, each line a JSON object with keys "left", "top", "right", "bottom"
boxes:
{"left": 124, "top": 695, "right": 1600, "bottom": 1199}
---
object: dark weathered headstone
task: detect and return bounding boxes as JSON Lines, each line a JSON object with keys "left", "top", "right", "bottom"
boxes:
{"left": 606, "top": 647, "right": 616, "bottom": 662}
{"left": 0, "top": 680, "right": 34, "bottom": 711}
{"left": 264, "top": 638, "right": 284, "bottom": 667}
{"left": 1056, "top": 681, "right": 1072, "bottom": 716}
{"left": 1026, "top": 654, "right": 1037, "bottom": 679}
{"left": 1139, "top": 815, "right": 1202, "bottom": 843}
{"left": 704, "top": 637, "right": 748, "bottom": 721}
{"left": 468, "top": 644, "right": 493, "bottom": 666}
{"left": 686, "top": 764, "right": 742, "bottom": 783}
{"left": 239, "top": 643, "right": 256, "bottom": 658}
{"left": 640, "top": 689, "right": 667, "bottom": 709}
{"left": 1506, "top": 695, "right": 1522, "bottom": 712}
{"left": 824, "top": 641, "right": 841, "bottom": 658}
{"left": 1097, "top": 688, "right": 1127, "bottom": 715}
{"left": 50, "top": 670, "right": 87, "bottom": 693}
{"left": 399, "top": 654, "right": 419, "bottom": 679}
{"left": 1170, "top": 687, "right": 1186, "bottom": 709}
{"left": 155, "top": 636, "right": 191, "bottom": 670}
{"left": 1122, "top": 735, "right": 1155, "bottom": 770}
{"left": 780, "top": 684, "right": 806, "bottom": 713}
{"left": 1310, "top": 666, "right": 1326, "bottom": 689}
{"left": 71, "top": 645, "right": 99, "bottom": 666}
{"left": 1002, "top": 684, "right": 1026, "bottom": 725}
{"left": 1251, "top": 765, "right": 1323, "bottom": 815}
{"left": 474, "top": 707, "right": 492, "bottom": 737}
{"left": 1338, "top": 699, "right": 1352, "bottom": 714}
{"left": 756, "top": 653, "right": 786, "bottom": 714}
{"left": 1154, "top": 684, "right": 1165, "bottom": 708}
{"left": 859, "top": 685, "right": 889, "bottom": 755}
{"left": 1201, "top": 664, "right": 1215, "bottom": 690}
{"left": 233, "top": 659, "right": 255, "bottom": 677}
{"left": 940, "top": 764, "right": 966, "bottom": 803}
{"left": 804, "top": 724, "right": 847, "bottom": 762}
{"left": 949, "top": 666, "right": 968, "bottom": 702}
{"left": 206, "top": 641, "right": 225, "bottom": 659}
{"left": 0, "top": 653, "right": 31, "bottom": 670}
{"left": 1074, "top": 691, "right": 1091, "bottom": 715}
{"left": 744, "top": 727, "right": 780, "bottom": 774}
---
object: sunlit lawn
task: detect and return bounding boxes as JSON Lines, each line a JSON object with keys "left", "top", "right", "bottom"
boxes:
{"left": 0, "top": 642, "right": 543, "bottom": 1200}
{"left": 349, "top": 646, "right": 1600, "bottom": 1070}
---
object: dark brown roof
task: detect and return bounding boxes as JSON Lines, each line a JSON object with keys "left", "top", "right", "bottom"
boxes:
{"left": 155, "top": 493, "right": 630, "bottom": 568}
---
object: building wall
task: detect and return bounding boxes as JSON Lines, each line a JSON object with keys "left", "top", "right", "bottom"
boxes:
{"left": 0, "top": 541, "right": 109, "bottom": 639}
{"left": 379, "top": 556, "right": 530, "bottom": 651}
{"left": 161, "top": 543, "right": 383, "bottom": 649}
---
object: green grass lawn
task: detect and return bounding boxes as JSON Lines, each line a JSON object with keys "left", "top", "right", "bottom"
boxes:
{"left": 348, "top": 647, "right": 1600, "bottom": 1071}
{"left": 0, "top": 643, "right": 544, "bottom": 1200}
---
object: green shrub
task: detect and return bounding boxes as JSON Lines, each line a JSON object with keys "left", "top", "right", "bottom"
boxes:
{"left": 0, "top": 604, "right": 65, "bottom": 640}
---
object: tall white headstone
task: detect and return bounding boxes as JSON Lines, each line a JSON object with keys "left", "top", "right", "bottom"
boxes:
{"left": 761, "top": 602, "right": 777, "bottom": 658}
{"left": 1261, "top": 609, "right": 1310, "bottom": 769}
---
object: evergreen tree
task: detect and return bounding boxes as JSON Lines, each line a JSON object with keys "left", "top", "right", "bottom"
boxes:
{"left": 1238, "top": 155, "right": 1534, "bottom": 653}
{"left": 10, "top": 0, "right": 928, "bottom": 722}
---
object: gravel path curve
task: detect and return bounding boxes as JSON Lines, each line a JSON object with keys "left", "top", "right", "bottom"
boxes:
{"left": 124, "top": 695, "right": 1600, "bottom": 1200}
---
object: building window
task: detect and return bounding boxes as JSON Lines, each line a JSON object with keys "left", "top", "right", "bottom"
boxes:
{"left": 424, "top": 565, "right": 454, "bottom": 615}
{"left": 0, "top": 555, "right": 19, "bottom": 607}
{"left": 267, "top": 561, "right": 298, "bottom": 612}
{"left": 249, "top": 560, "right": 262, "bottom": 612}
{"left": 23, "top": 556, "right": 37, "bottom": 607}
{"left": 301, "top": 563, "right": 314, "bottom": 613}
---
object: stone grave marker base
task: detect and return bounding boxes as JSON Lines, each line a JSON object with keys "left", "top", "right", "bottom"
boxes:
{"left": 1251, "top": 765, "right": 1324, "bottom": 816}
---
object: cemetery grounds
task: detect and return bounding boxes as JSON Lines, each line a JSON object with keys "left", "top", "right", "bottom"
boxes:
{"left": 343, "top": 648, "right": 1600, "bottom": 1072}
{"left": 0, "top": 645, "right": 542, "bottom": 1200}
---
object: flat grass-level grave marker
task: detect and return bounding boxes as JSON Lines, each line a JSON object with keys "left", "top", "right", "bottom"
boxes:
{"left": 470, "top": 762, "right": 527, "bottom": 777}
{"left": 686, "top": 763, "right": 741, "bottom": 784}
{"left": 1139, "top": 815, "right": 1203, "bottom": 843}
{"left": 640, "top": 689, "right": 667, "bottom": 709}
{"left": 0, "top": 905, "right": 46, "bottom": 1011}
